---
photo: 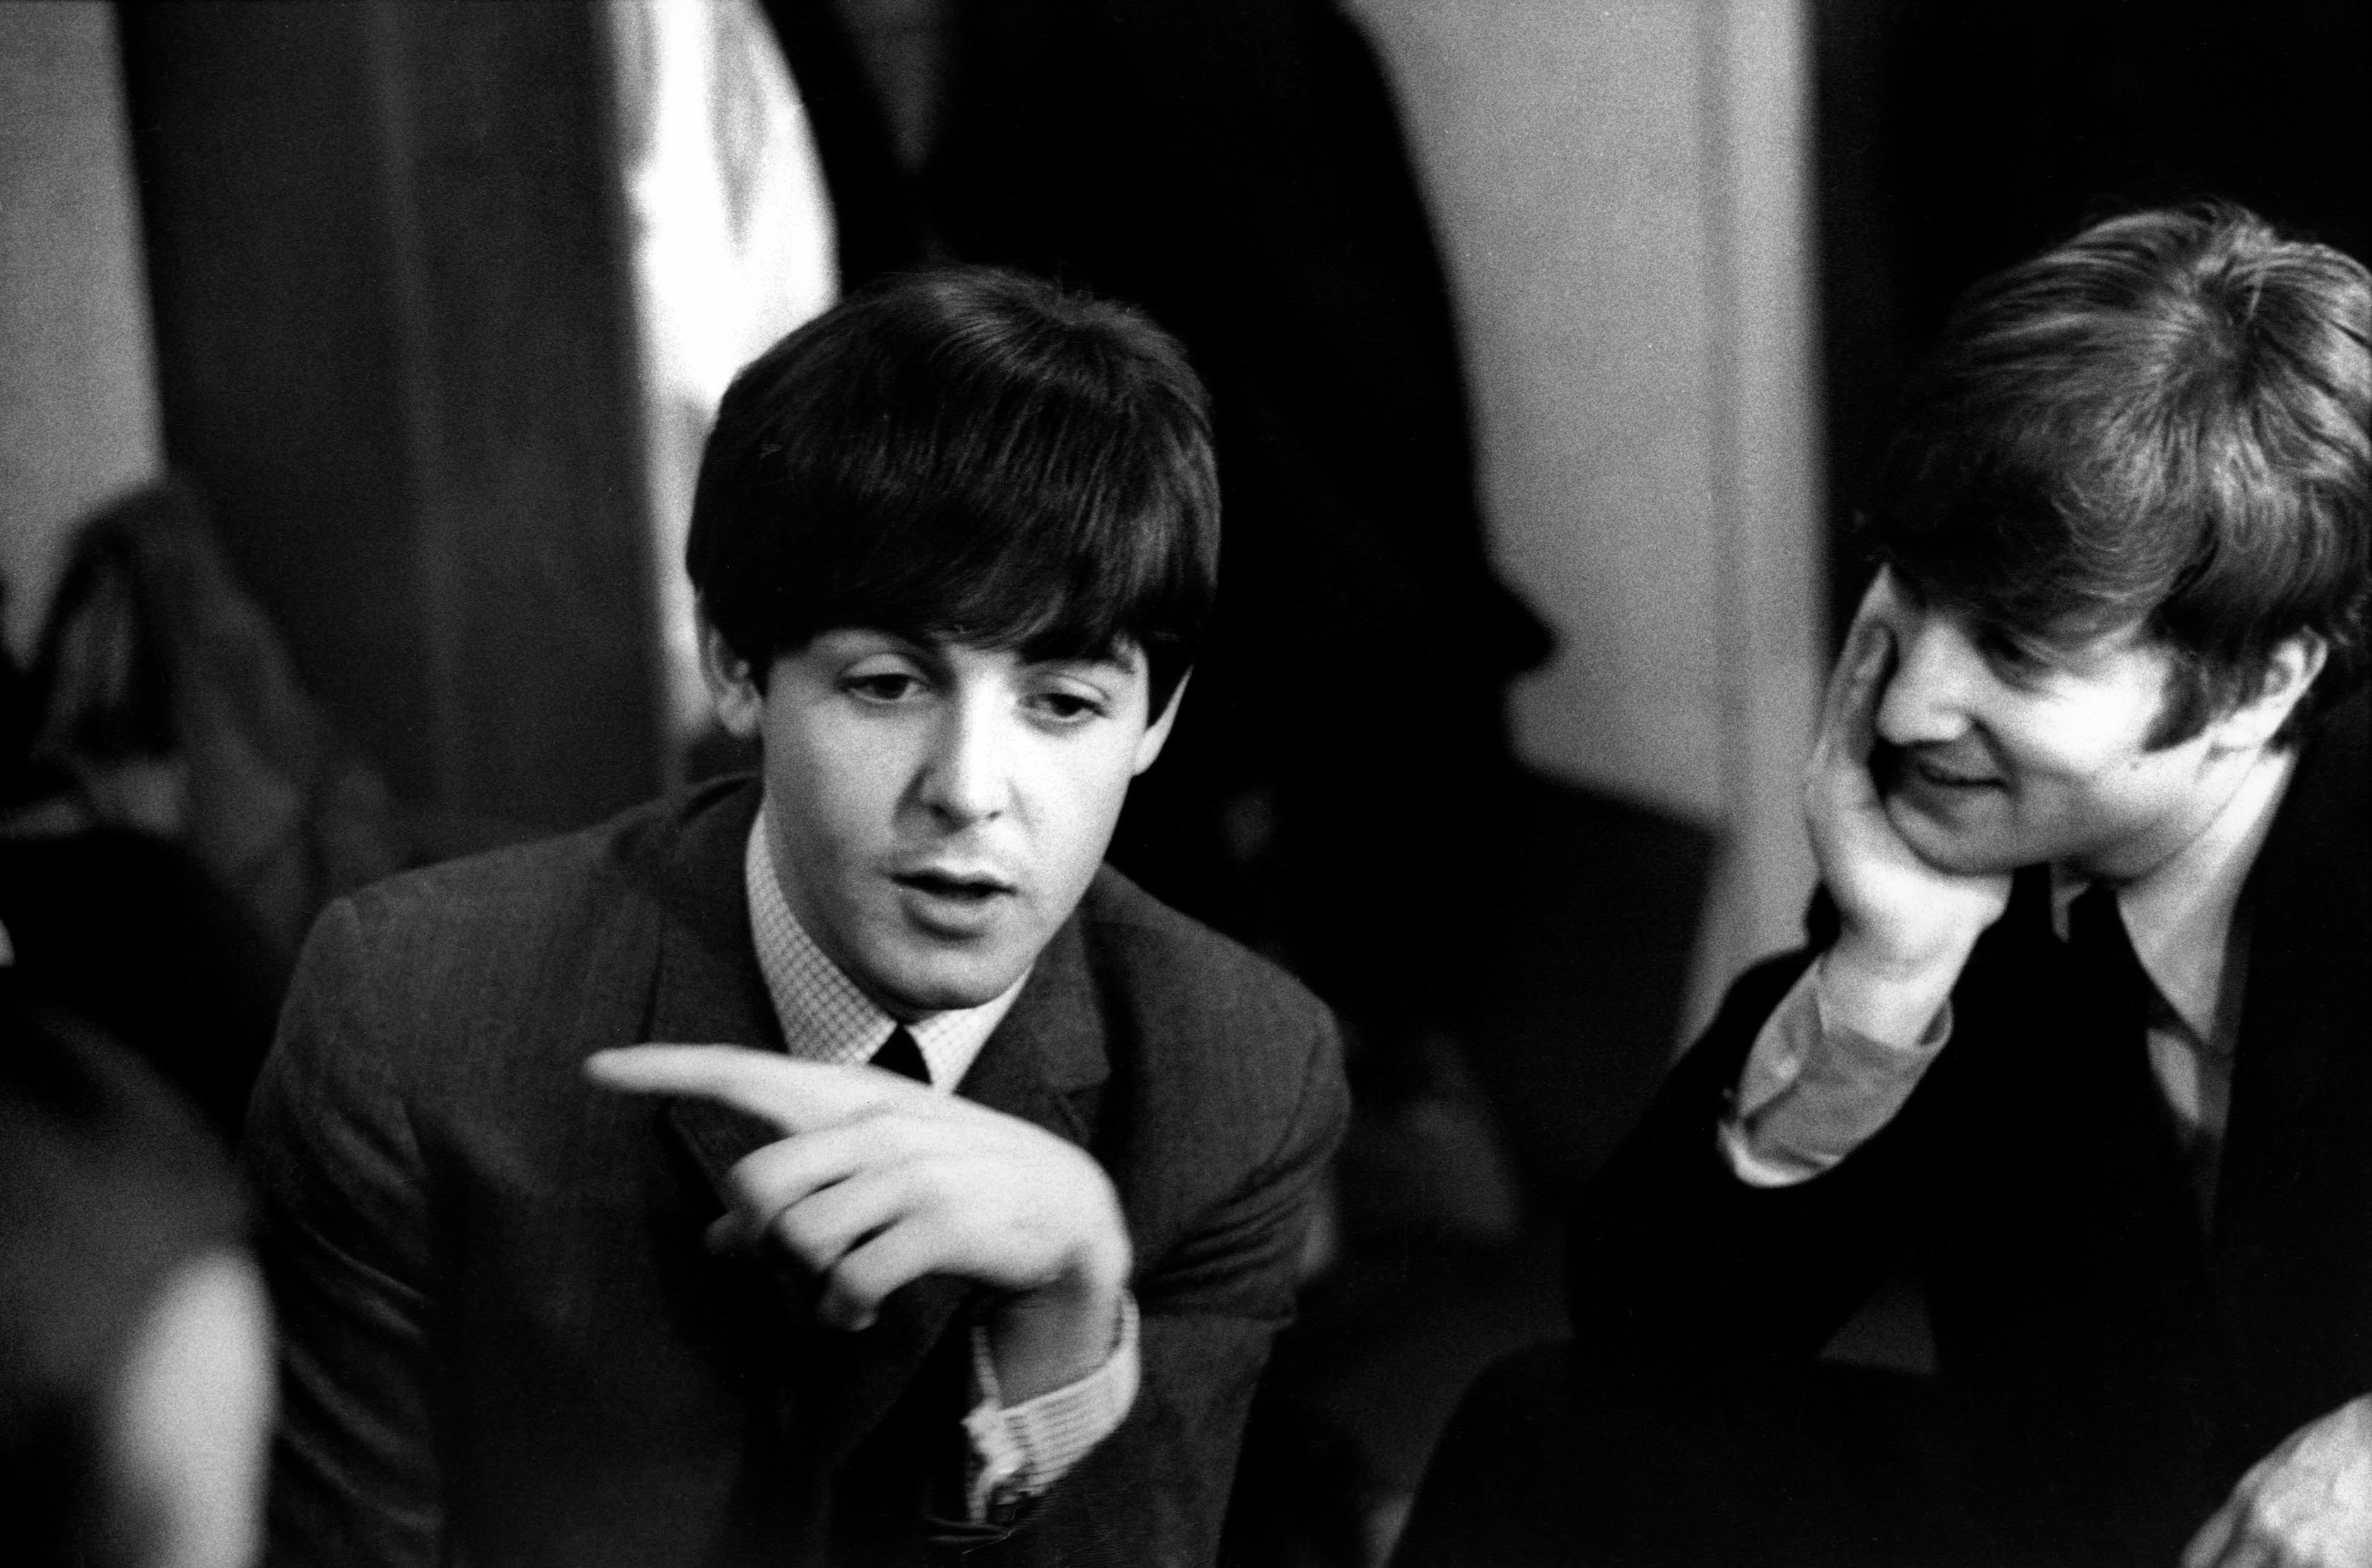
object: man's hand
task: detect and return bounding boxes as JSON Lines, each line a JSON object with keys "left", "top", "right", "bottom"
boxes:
{"left": 586, "top": 1044, "right": 1131, "bottom": 1403}
{"left": 1805, "top": 575, "right": 2011, "bottom": 1044}
{"left": 2183, "top": 1395, "right": 2372, "bottom": 1568}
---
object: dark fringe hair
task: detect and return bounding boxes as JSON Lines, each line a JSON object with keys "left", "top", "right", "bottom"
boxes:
{"left": 687, "top": 268, "right": 1220, "bottom": 713}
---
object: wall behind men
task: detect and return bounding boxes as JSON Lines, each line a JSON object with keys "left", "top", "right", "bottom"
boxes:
{"left": 1352, "top": 0, "right": 1826, "bottom": 1011}
{"left": 0, "top": 1, "right": 163, "bottom": 655}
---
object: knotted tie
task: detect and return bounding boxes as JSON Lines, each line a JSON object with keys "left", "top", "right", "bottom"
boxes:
{"left": 870, "top": 1024, "right": 931, "bottom": 1086}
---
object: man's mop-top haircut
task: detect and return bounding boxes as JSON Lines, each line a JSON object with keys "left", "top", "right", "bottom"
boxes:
{"left": 688, "top": 267, "right": 1221, "bottom": 714}
{"left": 1871, "top": 203, "right": 2372, "bottom": 746}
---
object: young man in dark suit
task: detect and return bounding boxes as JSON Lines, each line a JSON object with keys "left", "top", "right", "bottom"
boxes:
{"left": 244, "top": 269, "right": 1348, "bottom": 1567}
{"left": 1566, "top": 206, "right": 2372, "bottom": 1566}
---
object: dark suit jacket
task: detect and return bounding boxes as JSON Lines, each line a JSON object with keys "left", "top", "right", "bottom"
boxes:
{"left": 245, "top": 777, "right": 1347, "bottom": 1567}
{"left": 1569, "top": 695, "right": 2372, "bottom": 1560}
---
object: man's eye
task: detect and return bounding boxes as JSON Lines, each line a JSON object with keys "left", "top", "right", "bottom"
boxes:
{"left": 845, "top": 672, "right": 924, "bottom": 703}
{"left": 1030, "top": 690, "right": 1106, "bottom": 722}
{"left": 1976, "top": 631, "right": 2050, "bottom": 681}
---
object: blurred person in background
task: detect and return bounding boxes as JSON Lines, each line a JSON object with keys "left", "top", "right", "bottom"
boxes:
{"left": 19, "top": 481, "right": 402, "bottom": 963}
{"left": 0, "top": 471, "right": 408, "bottom": 1143}
{"left": 0, "top": 544, "right": 286, "bottom": 1146}
{"left": 0, "top": 981, "right": 276, "bottom": 1568}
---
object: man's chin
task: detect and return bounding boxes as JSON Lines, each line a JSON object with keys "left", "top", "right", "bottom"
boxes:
{"left": 861, "top": 953, "right": 1031, "bottom": 1020}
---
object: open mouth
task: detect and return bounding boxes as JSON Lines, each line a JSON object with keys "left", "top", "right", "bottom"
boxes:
{"left": 892, "top": 870, "right": 1016, "bottom": 903}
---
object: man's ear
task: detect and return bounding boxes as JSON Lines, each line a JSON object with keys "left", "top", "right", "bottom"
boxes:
{"left": 2214, "top": 631, "right": 2327, "bottom": 751}
{"left": 700, "top": 624, "right": 766, "bottom": 740}
{"left": 1131, "top": 669, "right": 1191, "bottom": 776}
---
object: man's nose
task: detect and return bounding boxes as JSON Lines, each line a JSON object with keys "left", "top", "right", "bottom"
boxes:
{"left": 1873, "top": 615, "right": 1982, "bottom": 747}
{"left": 915, "top": 693, "right": 1012, "bottom": 826}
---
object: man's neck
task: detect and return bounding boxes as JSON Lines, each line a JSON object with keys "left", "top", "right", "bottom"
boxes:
{"left": 745, "top": 801, "right": 1028, "bottom": 1086}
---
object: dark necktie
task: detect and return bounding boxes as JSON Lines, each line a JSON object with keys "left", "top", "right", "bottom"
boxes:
{"left": 2069, "top": 881, "right": 2222, "bottom": 1215}
{"left": 2068, "top": 882, "right": 2153, "bottom": 1032}
{"left": 870, "top": 1024, "right": 930, "bottom": 1085}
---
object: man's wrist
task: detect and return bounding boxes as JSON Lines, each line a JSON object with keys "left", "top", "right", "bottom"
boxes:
{"left": 987, "top": 1243, "right": 1130, "bottom": 1403}
{"left": 1819, "top": 932, "right": 1968, "bottom": 1050}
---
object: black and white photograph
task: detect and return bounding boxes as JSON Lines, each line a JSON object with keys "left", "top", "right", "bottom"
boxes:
{"left": 3, "top": 3, "right": 2367, "bottom": 1564}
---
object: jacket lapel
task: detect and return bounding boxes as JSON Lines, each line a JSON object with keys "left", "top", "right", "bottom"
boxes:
{"left": 2210, "top": 693, "right": 2372, "bottom": 1449}
{"left": 638, "top": 780, "right": 795, "bottom": 1185}
{"left": 950, "top": 912, "right": 1109, "bottom": 1139}
{"left": 635, "top": 783, "right": 1114, "bottom": 1481}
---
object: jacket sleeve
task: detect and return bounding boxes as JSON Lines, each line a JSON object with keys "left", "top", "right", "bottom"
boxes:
{"left": 1567, "top": 947, "right": 1936, "bottom": 1401}
{"left": 243, "top": 896, "right": 446, "bottom": 1568}
{"left": 973, "top": 1005, "right": 1350, "bottom": 1567}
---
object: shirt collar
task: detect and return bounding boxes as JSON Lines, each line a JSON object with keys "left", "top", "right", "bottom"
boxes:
{"left": 2052, "top": 743, "right": 2297, "bottom": 1051}
{"left": 743, "top": 804, "right": 1027, "bottom": 1090}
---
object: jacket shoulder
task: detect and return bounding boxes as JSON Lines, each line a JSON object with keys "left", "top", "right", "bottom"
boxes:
{"left": 1070, "top": 865, "right": 1345, "bottom": 1163}
{"left": 278, "top": 782, "right": 754, "bottom": 1081}
{"left": 330, "top": 778, "right": 749, "bottom": 942}
{"left": 1075, "top": 864, "right": 1333, "bottom": 1036}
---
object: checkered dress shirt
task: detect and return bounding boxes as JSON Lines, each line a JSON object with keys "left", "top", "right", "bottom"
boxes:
{"left": 743, "top": 809, "right": 1140, "bottom": 1520}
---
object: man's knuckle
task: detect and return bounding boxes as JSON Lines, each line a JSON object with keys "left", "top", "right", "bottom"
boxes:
{"left": 772, "top": 1207, "right": 832, "bottom": 1263}
{"left": 909, "top": 1171, "right": 979, "bottom": 1230}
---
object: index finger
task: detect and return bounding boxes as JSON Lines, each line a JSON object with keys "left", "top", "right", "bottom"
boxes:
{"left": 585, "top": 1044, "right": 921, "bottom": 1135}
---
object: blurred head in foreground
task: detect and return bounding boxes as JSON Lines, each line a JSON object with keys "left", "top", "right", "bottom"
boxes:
{"left": 0, "top": 983, "right": 274, "bottom": 1568}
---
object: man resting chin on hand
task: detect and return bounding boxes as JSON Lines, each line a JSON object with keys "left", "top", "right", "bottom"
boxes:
{"left": 1566, "top": 204, "right": 2372, "bottom": 1568}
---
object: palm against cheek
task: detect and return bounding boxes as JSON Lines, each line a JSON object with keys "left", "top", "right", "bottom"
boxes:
{"left": 1809, "top": 609, "right": 2010, "bottom": 974}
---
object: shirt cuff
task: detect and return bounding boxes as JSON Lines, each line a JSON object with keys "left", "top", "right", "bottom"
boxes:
{"left": 963, "top": 1291, "right": 1140, "bottom": 1523}
{"left": 1719, "top": 956, "right": 1953, "bottom": 1187}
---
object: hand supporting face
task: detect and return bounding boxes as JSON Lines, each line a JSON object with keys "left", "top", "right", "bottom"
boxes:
{"left": 2182, "top": 1394, "right": 2372, "bottom": 1568}
{"left": 586, "top": 1044, "right": 1132, "bottom": 1404}
{"left": 1805, "top": 578, "right": 2012, "bottom": 1044}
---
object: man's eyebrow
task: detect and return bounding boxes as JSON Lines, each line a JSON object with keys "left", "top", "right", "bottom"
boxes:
{"left": 1029, "top": 653, "right": 1137, "bottom": 678}
{"left": 829, "top": 631, "right": 934, "bottom": 663}
{"left": 1018, "top": 639, "right": 1142, "bottom": 672}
